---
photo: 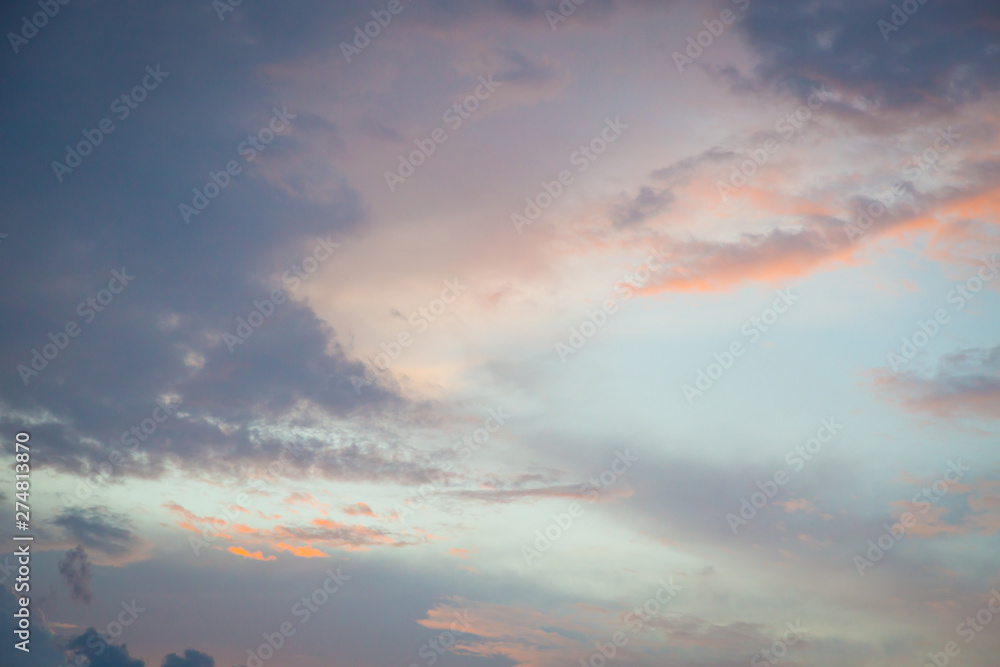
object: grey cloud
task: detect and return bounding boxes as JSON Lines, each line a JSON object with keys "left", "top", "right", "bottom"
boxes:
{"left": 58, "top": 545, "right": 94, "bottom": 605}
{"left": 162, "top": 649, "right": 214, "bottom": 667}
{"left": 0, "top": 0, "right": 407, "bottom": 485}
{"left": 738, "top": 0, "right": 1000, "bottom": 112}
{"left": 651, "top": 147, "right": 736, "bottom": 183}
{"left": 875, "top": 344, "right": 1000, "bottom": 418}
{"left": 612, "top": 186, "right": 675, "bottom": 228}
{"left": 67, "top": 629, "right": 145, "bottom": 667}
{"left": 53, "top": 508, "right": 144, "bottom": 560}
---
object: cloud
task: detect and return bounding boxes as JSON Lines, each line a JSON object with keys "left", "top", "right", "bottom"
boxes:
{"left": 164, "top": 502, "right": 425, "bottom": 555}
{"left": 65, "top": 626, "right": 221, "bottom": 667}
{"left": 453, "top": 46, "right": 571, "bottom": 108}
{"left": 162, "top": 649, "right": 214, "bottom": 667}
{"left": 738, "top": 0, "right": 1000, "bottom": 113}
{"left": 445, "top": 482, "right": 631, "bottom": 505}
{"left": 58, "top": 545, "right": 93, "bottom": 605}
{"left": 274, "top": 542, "right": 329, "bottom": 558}
{"left": 650, "top": 146, "right": 736, "bottom": 183}
{"left": 413, "top": 596, "right": 775, "bottom": 667}
{"left": 629, "top": 167, "right": 999, "bottom": 294}
{"left": 227, "top": 547, "right": 276, "bottom": 561}
{"left": 283, "top": 492, "right": 330, "bottom": 513}
{"left": 0, "top": 0, "right": 413, "bottom": 488}
{"left": 872, "top": 345, "right": 1000, "bottom": 418}
{"left": 51, "top": 507, "right": 151, "bottom": 565}
{"left": 638, "top": 220, "right": 850, "bottom": 293}
{"left": 612, "top": 186, "right": 675, "bottom": 228}
{"left": 341, "top": 502, "right": 376, "bottom": 517}
{"left": 66, "top": 629, "right": 145, "bottom": 667}
{"left": 886, "top": 475, "right": 1000, "bottom": 539}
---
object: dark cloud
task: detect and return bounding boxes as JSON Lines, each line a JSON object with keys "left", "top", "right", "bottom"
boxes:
{"left": 65, "top": 630, "right": 219, "bottom": 667}
{"left": 738, "top": 0, "right": 1000, "bottom": 112}
{"left": 162, "top": 649, "right": 214, "bottom": 667}
{"left": 67, "top": 630, "right": 145, "bottom": 667}
{"left": 53, "top": 508, "right": 146, "bottom": 561}
{"left": 58, "top": 545, "right": 94, "bottom": 605}
{"left": 0, "top": 0, "right": 409, "bottom": 485}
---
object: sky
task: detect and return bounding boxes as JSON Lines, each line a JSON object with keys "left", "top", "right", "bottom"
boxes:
{"left": 1, "top": 0, "right": 999, "bottom": 666}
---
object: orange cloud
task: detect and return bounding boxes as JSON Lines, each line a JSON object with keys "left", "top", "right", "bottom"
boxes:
{"left": 228, "top": 547, "right": 276, "bottom": 561}
{"left": 284, "top": 492, "right": 330, "bottom": 513}
{"left": 274, "top": 543, "right": 329, "bottom": 558}
{"left": 627, "top": 171, "right": 1000, "bottom": 296}
{"left": 164, "top": 501, "right": 426, "bottom": 557}
{"left": 342, "top": 502, "right": 376, "bottom": 517}
{"left": 777, "top": 499, "right": 817, "bottom": 514}
{"left": 887, "top": 477, "right": 1000, "bottom": 538}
